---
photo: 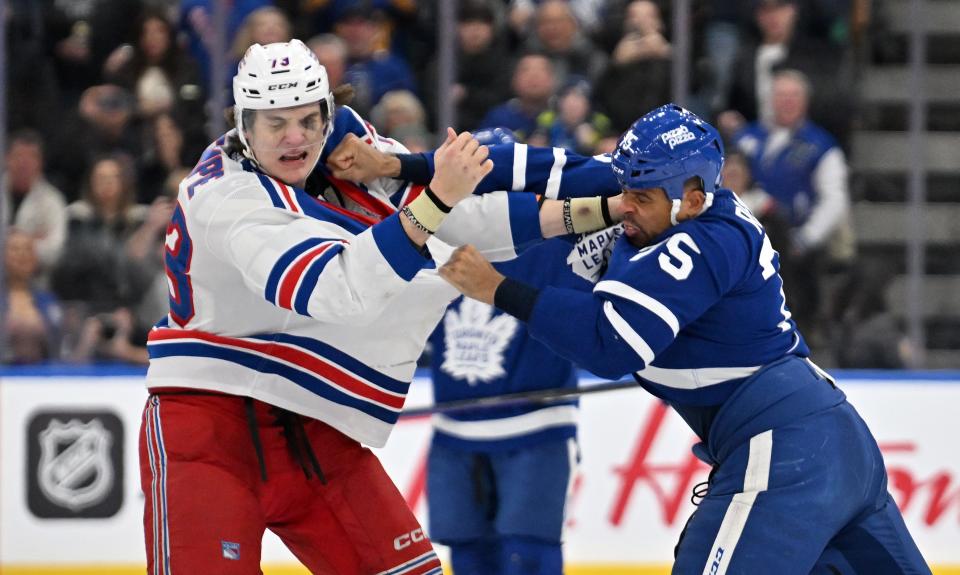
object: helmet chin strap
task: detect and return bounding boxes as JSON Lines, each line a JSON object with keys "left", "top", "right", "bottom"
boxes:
{"left": 670, "top": 199, "right": 682, "bottom": 226}
{"left": 670, "top": 191, "right": 714, "bottom": 226}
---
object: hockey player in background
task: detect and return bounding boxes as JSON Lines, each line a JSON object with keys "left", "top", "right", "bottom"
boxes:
{"left": 439, "top": 105, "right": 930, "bottom": 574}
{"left": 424, "top": 128, "right": 615, "bottom": 575}
{"left": 139, "top": 39, "right": 624, "bottom": 574}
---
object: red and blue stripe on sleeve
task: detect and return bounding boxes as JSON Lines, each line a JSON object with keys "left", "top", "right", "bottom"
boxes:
{"left": 266, "top": 238, "right": 348, "bottom": 316}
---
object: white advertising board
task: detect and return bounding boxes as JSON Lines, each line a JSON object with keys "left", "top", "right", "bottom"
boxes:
{"left": 1, "top": 373, "right": 958, "bottom": 572}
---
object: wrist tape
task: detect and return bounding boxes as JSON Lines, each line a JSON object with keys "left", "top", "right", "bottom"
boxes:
{"left": 404, "top": 186, "right": 451, "bottom": 233}
{"left": 568, "top": 197, "right": 613, "bottom": 233}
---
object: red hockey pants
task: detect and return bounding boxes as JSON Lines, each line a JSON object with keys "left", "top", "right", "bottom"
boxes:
{"left": 139, "top": 392, "right": 441, "bottom": 574}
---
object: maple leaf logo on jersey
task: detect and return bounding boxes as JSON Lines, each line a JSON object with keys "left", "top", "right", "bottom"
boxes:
{"left": 441, "top": 298, "right": 519, "bottom": 385}
{"left": 568, "top": 225, "right": 623, "bottom": 283}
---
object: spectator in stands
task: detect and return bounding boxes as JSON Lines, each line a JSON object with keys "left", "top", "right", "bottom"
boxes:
{"left": 49, "top": 84, "right": 142, "bottom": 198}
{"left": 719, "top": 0, "right": 849, "bottom": 145}
{"left": 794, "top": 0, "right": 855, "bottom": 44}
{"left": 53, "top": 153, "right": 158, "bottom": 364}
{"left": 231, "top": 6, "right": 293, "bottom": 63}
{"left": 522, "top": 0, "right": 607, "bottom": 87}
{"left": 105, "top": 9, "right": 205, "bottom": 127}
{"left": 308, "top": 34, "right": 349, "bottom": 88}
{"left": 1, "top": 130, "right": 67, "bottom": 284}
{"left": 39, "top": 0, "right": 142, "bottom": 111}
{"left": 732, "top": 69, "right": 852, "bottom": 341}
{"left": 831, "top": 257, "right": 914, "bottom": 369}
{"left": 1, "top": 229, "right": 62, "bottom": 364}
{"left": 45, "top": 0, "right": 101, "bottom": 105}
{"left": 297, "top": 0, "right": 419, "bottom": 45}
{"left": 479, "top": 53, "right": 557, "bottom": 141}
{"left": 70, "top": 306, "right": 150, "bottom": 365}
{"left": 425, "top": 0, "right": 513, "bottom": 132}
{"left": 507, "top": 0, "right": 607, "bottom": 38}
{"left": 52, "top": 153, "right": 147, "bottom": 314}
{"left": 530, "top": 78, "right": 612, "bottom": 155}
{"left": 335, "top": 2, "right": 418, "bottom": 117}
{"left": 5, "top": 0, "right": 63, "bottom": 140}
{"left": 138, "top": 113, "right": 193, "bottom": 205}
{"left": 594, "top": 0, "right": 672, "bottom": 132}
{"left": 370, "top": 90, "right": 433, "bottom": 151}
{"left": 178, "top": 0, "right": 271, "bottom": 89}
{"left": 124, "top": 190, "right": 176, "bottom": 356}
{"left": 227, "top": 6, "right": 294, "bottom": 98}
{"left": 697, "top": 1, "right": 752, "bottom": 113}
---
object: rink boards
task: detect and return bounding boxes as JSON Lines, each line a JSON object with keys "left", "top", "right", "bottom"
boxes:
{"left": 1, "top": 369, "right": 958, "bottom": 574}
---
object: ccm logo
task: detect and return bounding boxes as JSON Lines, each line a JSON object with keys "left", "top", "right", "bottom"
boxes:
{"left": 708, "top": 546, "right": 725, "bottom": 574}
{"left": 268, "top": 82, "right": 298, "bottom": 90}
{"left": 393, "top": 528, "right": 425, "bottom": 550}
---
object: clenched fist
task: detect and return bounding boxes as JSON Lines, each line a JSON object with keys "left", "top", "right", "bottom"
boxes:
{"left": 438, "top": 245, "right": 504, "bottom": 304}
{"left": 429, "top": 128, "right": 494, "bottom": 208}
{"left": 325, "top": 133, "right": 399, "bottom": 184}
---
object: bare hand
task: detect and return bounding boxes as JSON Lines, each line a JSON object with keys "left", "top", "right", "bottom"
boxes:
{"left": 614, "top": 33, "right": 670, "bottom": 64}
{"left": 103, "top": 44, "right": 134, "bottom": 77}
{"left": 429, "top": 128, "right": 494, "bottom": 207}
{"left": 438, "top": 245, "right": 504, "bottom": 304}
{"left": 326, "top": 133, "right": 399, "bottom": 183}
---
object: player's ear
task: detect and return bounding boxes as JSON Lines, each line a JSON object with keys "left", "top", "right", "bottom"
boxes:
{"left": 678, "top": 185, "right": 706, "bottom": 221}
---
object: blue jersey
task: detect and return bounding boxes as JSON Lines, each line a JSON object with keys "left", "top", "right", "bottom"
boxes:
{"left": 734, "top": 121, "right": 839, "bottom": 226}
{"left": 421, "top": 143, "right": 621, "bottom": 200}
{"left": 522, "top": 189, "right": 809, "bottom": 439}
{"left": 429, "top": 228, "right": 620, "bottom": 452}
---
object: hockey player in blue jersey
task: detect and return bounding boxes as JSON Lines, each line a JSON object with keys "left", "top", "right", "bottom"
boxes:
{"left": 438, "top": 104, "right": 930, "bottom": 574}
{"left": 425, "top": 128, "right": 603, "bottom": 575}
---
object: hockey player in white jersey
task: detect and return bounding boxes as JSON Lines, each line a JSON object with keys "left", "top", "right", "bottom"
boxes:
{"left": 138, "top": 39, "right": 622, "bottom": 574}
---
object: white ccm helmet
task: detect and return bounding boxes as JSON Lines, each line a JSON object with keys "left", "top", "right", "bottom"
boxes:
{"left": 232, "top": 39, "right": 336, "bottom": 160}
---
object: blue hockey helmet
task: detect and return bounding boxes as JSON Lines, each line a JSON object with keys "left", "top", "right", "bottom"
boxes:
{"left": 471, "top": 127, "right": 517, "bottom": 146}
{"left": 610, "top": 104, "right": 724, "bottom": 202}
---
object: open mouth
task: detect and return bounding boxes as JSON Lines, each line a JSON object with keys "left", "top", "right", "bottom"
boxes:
{"left": 280, "top": 150, "right": 308, "bottom": 163}
{"left": 622, "top": 221, "right": 648, "bottom": 245}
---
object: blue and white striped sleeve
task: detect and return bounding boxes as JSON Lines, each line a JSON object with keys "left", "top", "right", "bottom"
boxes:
{"left": 420, "top": 144, "right": 621, "bottom": 198}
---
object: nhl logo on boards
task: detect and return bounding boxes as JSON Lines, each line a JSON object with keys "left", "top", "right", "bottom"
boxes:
{"left": 660, "top": 125, "right": 696, "bottom": 149}
{"left": 27, "top": 411, "right": 124, "bottom": 518}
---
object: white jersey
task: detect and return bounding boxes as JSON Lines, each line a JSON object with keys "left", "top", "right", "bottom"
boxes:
{"left": 146, "top": 107, "right": 542, "bottom": 447}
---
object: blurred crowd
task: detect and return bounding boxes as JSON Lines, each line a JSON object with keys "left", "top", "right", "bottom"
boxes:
{"left": 3, "top": 0, "right": 909, "bottom": 368}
